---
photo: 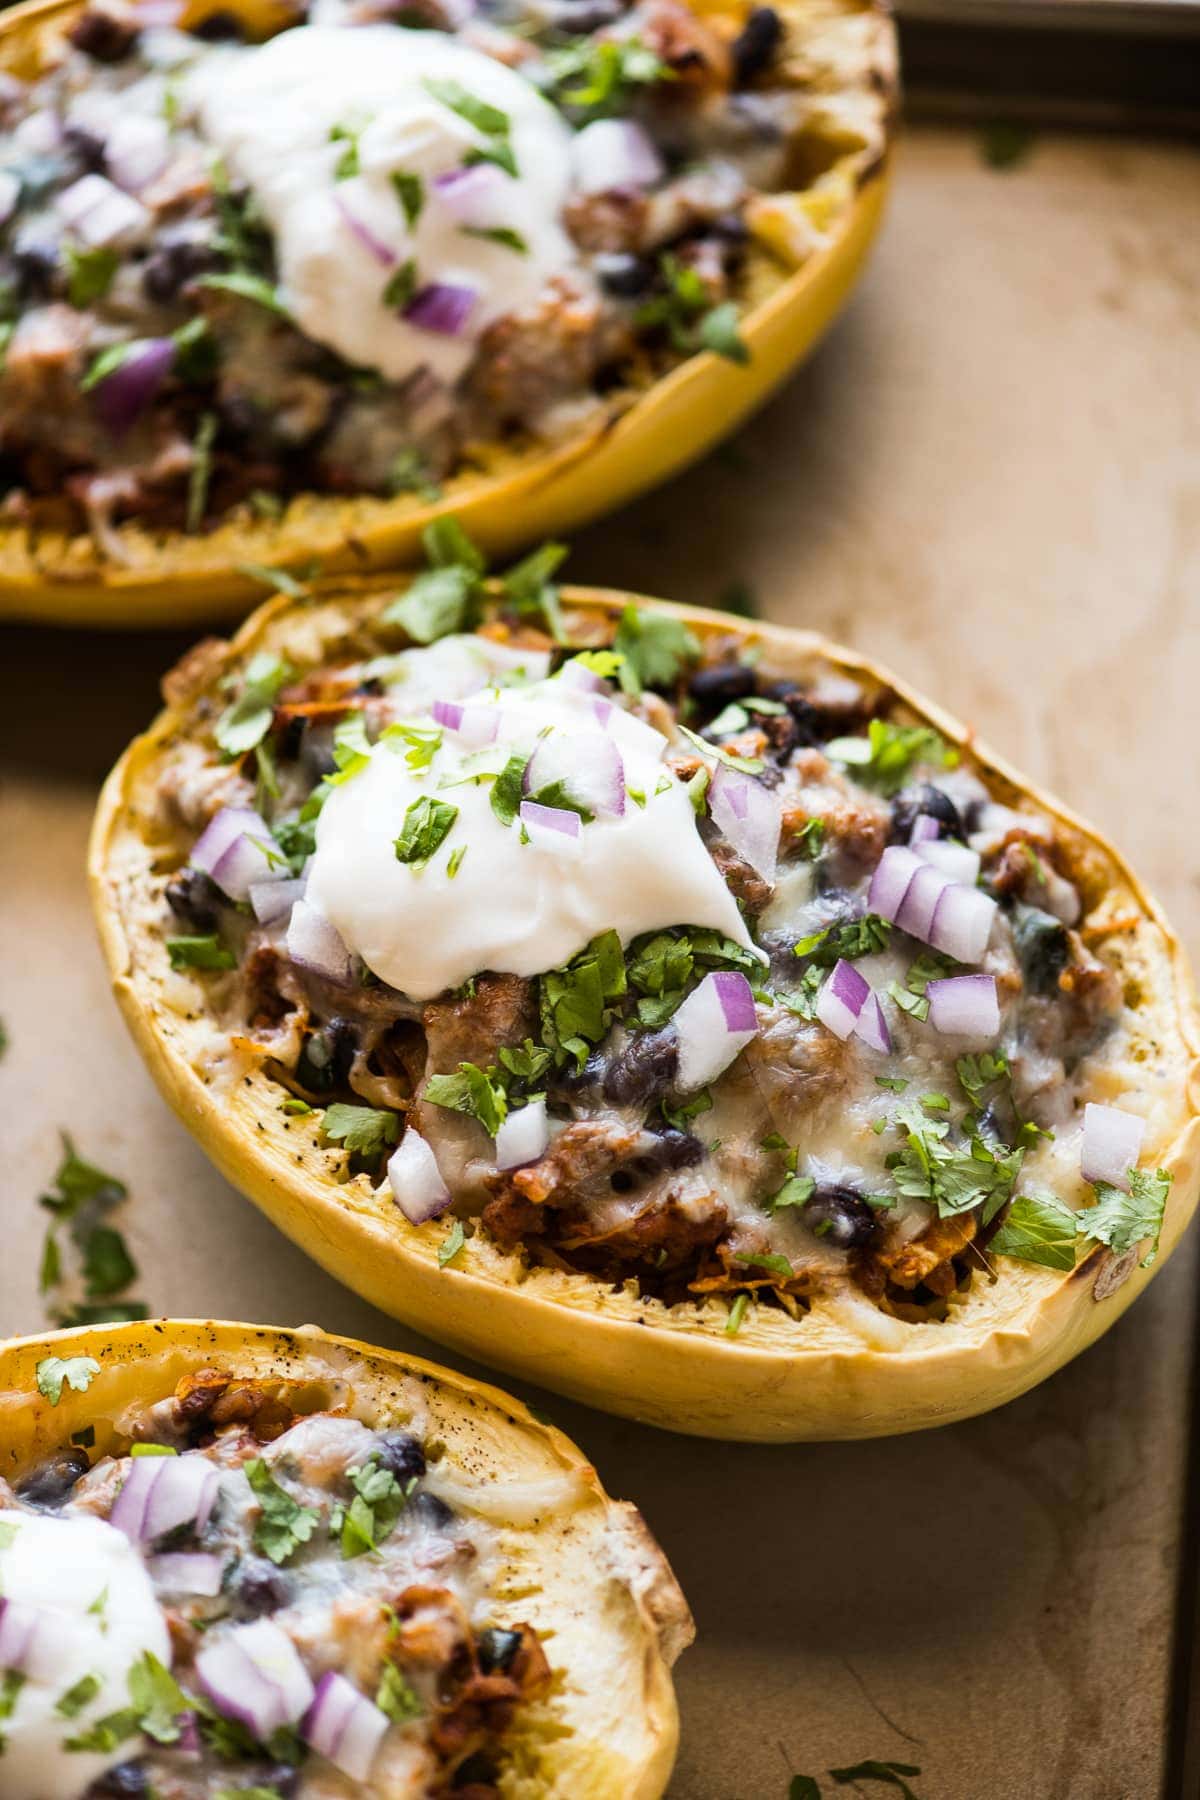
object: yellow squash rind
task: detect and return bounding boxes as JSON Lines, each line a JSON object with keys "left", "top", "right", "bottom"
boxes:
{"left": 0, "top": 1317, "right": 691, "bottom": 1798}
{"left": 89, "top": 587, "right": 1200, "bottom": 1439}
{"left": 0, "top": 0, "right": 895, "bottom": 626}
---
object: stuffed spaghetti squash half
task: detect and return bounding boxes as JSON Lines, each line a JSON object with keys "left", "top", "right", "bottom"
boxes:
{"left": 0, "top": 1317, "right": 690, "bottom": 1797}
{"left": 0, "top": 0, "right": 893, "bottom": 626}
{"left": 89, "top": 553, "right": 1200, "bottom": 1439}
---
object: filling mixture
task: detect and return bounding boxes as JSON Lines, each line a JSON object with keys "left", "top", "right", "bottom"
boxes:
{"left": 0, "top": 1362, "right": 550, "bottom": 1797}
{"left": 149, "top": 538, "right": 1175, "bottom": 1326}
{"left": 0, "top": 0, "right": 885, "bottom": 545}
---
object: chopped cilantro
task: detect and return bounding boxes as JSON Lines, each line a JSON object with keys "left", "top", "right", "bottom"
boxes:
{"left": 989, "top": 1192, "right": 1078, "bottom": 1271}
{"left": 725, "top": 1292, "right": 750, "bottom": 1337}
{"left": 81, "top": 1225, "right": 137, "bottom": 1299}
{"left": 329, "top": 120, "right": 361, "bottom": 179}
{"left": 794, "top": 915, "right": 891, "bottom": 964}
{"left": 635, "top": 253, "right": 748, "bottom": 365}
{"left": 463, "top": 224, "right": 528, "bottom": 254}
{"left": 381, "top": 517, "right": 486, "bottom": 642}
{"left": 387, "top": 447, "right": 441, "bottom": 499}
{"left": 765, "top": 1175, "right": 815, "bottom": 1214}
{"left": 675, "top": 721, "right": 764, "bottom": 775}
{"left": 244, "top": 1457, "right": 320, "bottom": 1565}
{"left": 337, "top": 1456, "right": 412, "bottom": 1558}
{"left": 382, "top": 257, "right": 418, "bottom": 311}
{"left": 394, "top": 795, "right": 459, "bottom": 865}
{"left": 626, "top": 926, "right": 759, "bottom": 1028}
{"left": 196, "top": 270, "right": 289, "bottom": 316}
{"left": 424, "top": 1063, "right": 508, "bottom": 1136}
{"left": 234, "top": 564, "right": 307, "bottom": 600}
{"left": 326, "top": 710, "right": 372, "bottom": 785}
{"left": 376, "top": 1660, "right": 422, "bottom": 1723}
{"left": 792, "top": 817, "right": 825, "bottom": 860}
{"left": 698, "top": 300, "right": 749, "bottom": 364}
{"left": 545, "top": 35, "right": 667, "bottom": 114}
{"left": 887, "top": 1101, "right": 1023, "bottom": 1222}
{"left": 167, "top": 935, "right": 236, "bottom": 971}
{"left": 446, "top": 844, "right": 467, "bottom": 878}
{"left": 490, "top": 749, "right": 532, "bottom": 826}
{"left": 501, "top": 540, "right": 568, "bottom": 640}
{"left": 186, "top": 410, "right": 218, "bottom": 533}
{"left": 35, "top": 1355, "right": 100, "bottom": 1405}
{"left": 539, "top": 929, "right": 626, "bottom": 1065}
{"left": 438, "top": 1218, "right": 466, "bottom": 1267}
{"left": 64, "top": 1708, "right": 140, "bottom": 1753}
{"left": 321, "top": 1104, "right": 401, "bottom": 1159}
{"left": 612, "top": 604, "right": 699, "bottom": 696}
{"left": 1082, "top": 1167, "right": 1171, "bottom": 1266}
{"left": 423, "top": 76, "right": 509, "bottom": 138}
{"left": 956, "top": 1050, "right": 1009, "bottom": 1107}
{"left": 496, "top": 1039, "right": 553, "bottom": 1087}
{"left": 826, "top": 719, "right": 955, "bottom": 796}
{"left": 65, "top": 244, "right": 118, "bottom": 308}
{"left": 391, "top": 170, "right": 424, "bottom": 228}
{"left": 732, "top": 1250, "right": 794, "bottom": 1280}
{"left": 128, "top": 1652, "right": 189, "bottom": 1745}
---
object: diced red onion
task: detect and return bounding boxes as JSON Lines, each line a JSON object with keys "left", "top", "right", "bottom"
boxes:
{"left": 0, "top": 171, "right": 19, "bottom": 228}
{"left": 708, "top": 764, "right": 781, "bottom": 884}
{"left": 592, "top": 697, "right": 615, "bottom": 728}
{"left": 105, "top": 113, "right": 171, "bottom": 194}
{"left": 211, "top": 827, "right": 288, "bottom": 904}
{"left": 0, "top": 1599, "right": 81, "bottom": 1682}
{"left": 149, "top": 1552, "right": 226, "bottom": 1597}
{"left": 388, "top": 1129, "right": 452, "bottom": 1224}
{"left": 1081, "top": 1102, "right": 1146, "bottom": 1189}
{"left": 814, "top": 957, "right": 870, "bottom": 1041}
{"left": 519, "top": 800, "right": 583, "bottom": 854}
{"left": 432, "top": 162, "right": 508, "bottom": 225}
{"left": 334, "top": 191, "right": 396, "bottom": 268}
{"left": 909, "top": 814, "right": 941, "bottom": 846}
{"left": 928, "top": 882, "right": 996, "bottom": 964}
{"left": 404, "top": 282, "right": 477, "bottom": 336}
{"left": 192, "top": 806, "right": 271, "bottom": 877}
{"left": 572, "top": 118, "right": 664, "bottom": 196}
{"left": 57, "top": 173, "right": 148, "bottom": 247}
{"left": 112, "top": 1452, "right": 219, "bottom": 1544}
{"left": 915, "top": 839, "right": 981, "bottom": 886}
{"left": 556, "top": 659, "right": 609, "bottom": 697}
{"left": 523, "top": 728, "right": 624, "bottom": 819}
{"left": 495, "top": 1097, "right": 548, "bottom": 1171}
{"left": 250, "top": 876, "right": 305, "bottom": 926}
{"left": 867, "top": 845, "right": 922, "bottom": 923}
{"left": 196, "top": 1620, "right": 314, "bottom": 1741}
{"left": 304, "top": 1671, "right": 390, "bottom": 1783}
{"left": 431, "top": 698, "right": 500, "bottom": 746}
{"left": 14, "top": 108, "right": 60, "bottom": 155}
{"left": 286, "top": 900, "right": 354, "bottom": 986}
{"left": 92, "top": 336, "right": 176, "bottom": 437}
{"left": 854, "top": 991, "right": 892, "bottom": 1055}
{"left": 673, "top": 971, "right": 758, "bottom": 1090}
{"left": 895, "top": 862, "right": 952, "bottom": 942}
{"left": 927, "top": 973, "right": 1000, "bottom": 1038}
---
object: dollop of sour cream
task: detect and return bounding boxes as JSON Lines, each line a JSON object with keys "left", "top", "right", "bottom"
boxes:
{"left": 0, "top": 1509, "right": 170, "bottom": 1800}
{"left": 304, "top": 653, "right": 754, "bottom": 998}
{"left": 193, "top": 25, "right": 578, "bottom": 385}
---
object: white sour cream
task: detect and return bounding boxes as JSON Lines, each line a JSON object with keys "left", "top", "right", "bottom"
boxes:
{"left": 305, "top": 662, "right": 754, "bottom": 997}
{"left": 0, "top": 1509, "right": 170, "bottom": 1800}
{"left": 193, "top": 26, "right": 579, "bottom": 385}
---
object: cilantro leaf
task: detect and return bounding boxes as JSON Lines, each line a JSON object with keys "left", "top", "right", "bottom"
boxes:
{"left": 732, "top": 1250, "right": 795, "bottom": 1280}
{"left": 244, "top": 1458, "right": 320, "bottom": 1566}
{"left": 539, "top": 929, "right": 626, "bottom": 1065}
{"left": 612, "top": 604, "right": 699, "bottom": 696}
{"left": 81, "top": 1225, "right": 137, "bottom": 1299}
{"left": 500, "top": 540, "right": 568, "bottom": 640}
{"left": 383, "top": 565, "right": 477, "bottom": 643}
{"left": 215, "top": 651, "right": 294, "bottom": 758}
{"left": 391, "top": 170, "right": 424, "bottom": 227}
{"left": 794, "top": 915, "right": 891, "bottom": 965}
{"left": 989, "top": 1192, "right": 1078, "bottom": 1270}
{"left": 423, "top": 76, "right": 509, "bottom": 138}
{"left": 1081, "top": 1167, "right": 1171, "bottom": 1266}
{"left": 128, "top": 1652, "right": 189, "bottom": 1745}
{"left": 545, "top": 35, "right": 668, "bottom": 114}
{"left": 64, "top": 1708, "right": 140, "bottom": 1753}
{"left": 65, "top": 244, "right": 119, "bottom": 308}
{"left": 698, "top": 300, "right": 749, "bottom": 363}
{"left": 321, "top": 1104, "right": 401, "bottom": 1159}
{"left": 675, "top": 721, "right": 764, "bottom": 775}
{"left": 196, "top": 271, "right": 289, "bottom": 316}
{"left": 826, "top": 720, "right": 954, "bottom": 796}
{"left": 338, "top": 1456, "right": 411, "bottom": 1558}
{"left": 490, "top": 749, "right": 531, "bottom": 826}
{"left": 167, "top": 935, "right": 236, "bottom": 971}
{"left": 36, "top": 1355, "right": 100, "bottom": 1405}
{"left": 438, "top": 1218, "right": 466, "bottom": 1267}
{"left": 463, "top": 224, "right": 528, "bottom": 255}
{"left": 376, "top": 1661, "right": 422, "bottom": 1723}
{"left": 765, "top": 1175, "right": 815, "bottom": 1214}
{"left": 424, "top": 1063, "right": 508, "bottom": 1136}
{"left": 394, "top": 795, "right": 459, "bottom": 865}
{"left": 382, "top": 257, "right": 418, "bottom": 311}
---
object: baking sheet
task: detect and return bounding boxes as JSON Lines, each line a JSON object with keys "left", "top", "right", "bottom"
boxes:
{"left": 4, "top": 127, "right": 1200, "bottom": 1799}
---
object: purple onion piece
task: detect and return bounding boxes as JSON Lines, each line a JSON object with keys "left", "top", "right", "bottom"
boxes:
{"left": 914, "top": 839, "right": 980, "bottom": 886}
{"left": 191, "top": 807, "right": 271, "bottom": 879}
{"left": 927, "top": 973, "right": 1000, "bottom": 1038}
{"left": 210, "top": 829, "right": 287, "bottom": 905}
{"left": 556, "top": 659, "right": 609, "bottom": 697}
{"left": 334, "top": 192, "right": 396, "bottom": 268}
{"left": 92, "top": 336, "right": 176, "bottom": 438}
{"left": 867, "top": 846, "right": 922, "bottom": 923}
{"left": 432, "top": 161, "right": 508, "bottom": 223}
{"left": 573, "top": 117, "right": 665, "bottom": 196}
{"left": 404, "top": 282, "right": 477, "bottom": 336}
{"left": 1081, "top": 1102, "right": 1146, "bottom": 1189}
{"left": 519, "top": 800, "right": 584, "bottom": 853}
{"left": 909, "top": 814, "right": 941, "bottom": 846}
{"left": 286, "top": 900, "right": 354, "bottom": 986}
{"left": 709, "top": 763, "right": 781, "bottom": 884}
{"left": 928, "top": 882, "right": 996, "bottom": 964}
{"left": 388, "top": 1129, "right": 452, "bottom": 1225}
{"left": 814, "top": 958, "right": 870, "bottom": 1041}
{"left": 894, "top": 862, "right": 952, "bottom": 943}
{"left": 673, "top": 970, "right": 759, "bottom": 1091}
{"left": 304, "top": 1670, "right": 390, "bottom": 1783}
{"left": 523, "top": 728, "right": 624, "bottom": 819}
{"left": 495, "top": 1098, "right": 549, "bottom": 1172}
{"left": 854, "top": 991, "right": 892, "bottom": 1055}
{"left": 250, "top": 876, "right": 305, "bottom": 927}
{"left": 148, "top": 1551, "right": 226, "bottom": 1597}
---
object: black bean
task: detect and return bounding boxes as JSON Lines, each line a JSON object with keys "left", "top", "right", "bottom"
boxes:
{"left": 68, "top": 5, "right": 139, "bottom": 61}
{"left": 1011, "top": 903, "right": 1070, "bottom": 995}
{"left": 890, "top": 782, "right": 964, "bottom": 845}
{"left": 688, "top": 660, "right": 757, "bottom": 708}
{"left": 12, "top": 235, "right": 58, "bottom": 301}
{"left": 732, "top": 5, "right": 783, "bottom": 84}
{"left": 595, "top": 252, "right": 654, "bottom": 299}
{"left": 296, "top": 1018, "right": 357, "bottom": 1093}
{"left": 602, "top": 1029, "right": 679, "bottom": 1107}
{"left": 191, "top": 8, "right": 247, "bottom": 37}
{"left": 17, "top": 1447, "right": 90, "bottom": 1510}
{"left": 803, "top": 1184, "right": 878, "bottom": 1250}
{"left": 87, "top": 1764, "right": 151, "bottom": 1798}
{"left": 228, "top": 1558, "right": 291, "bottom": 1619}
{"left": 477, "top": 1627, "right": 522, "bottom": 1674}
{"left": 374, "top": 1430, "right": 426, "bottom": 1484}
{"left": 410, "top": 1491, "right": 454, "bottom": 1529}
{"left": 165, "top": 868, "right": 224, "bottom": 934}
{"left": 141, "top": 233, "right": 219, "bottom": 304}
{"left": 637, "top": 1127, "right": 705, "bottom": 1174}
{"left": 453, "top": 1753, "right": 500, "bottom": 1790}
{"left": 62, "top": 124, "right": 106, "bottom": 173}
{"left": 550, "top": 1050, "right": 606, "bottom": 1096}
